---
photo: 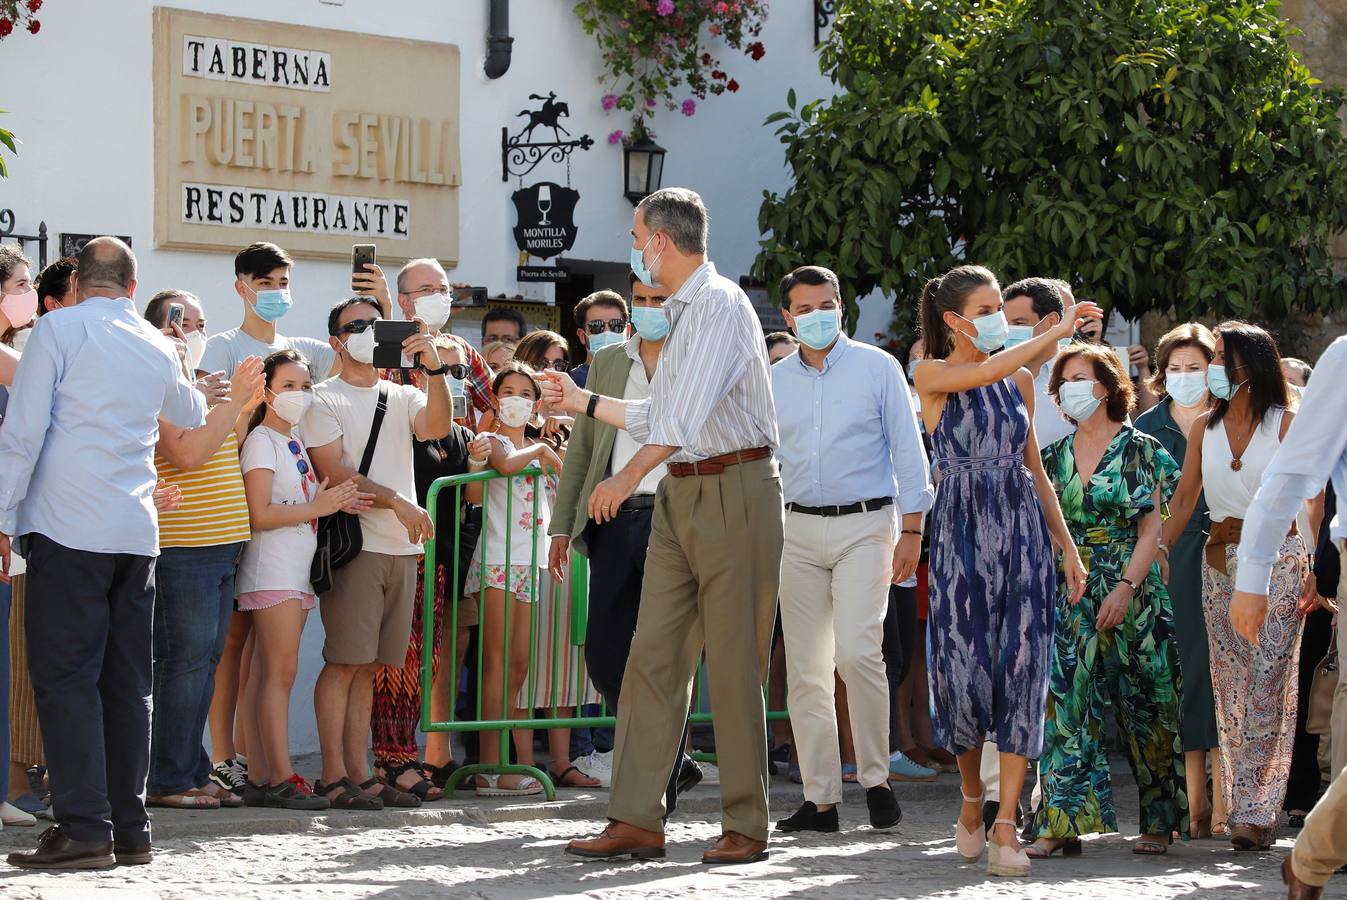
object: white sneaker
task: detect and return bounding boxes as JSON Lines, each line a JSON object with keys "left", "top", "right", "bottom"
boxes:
{"left": 575, "top": 750, "right": 613, "bottom": 787}
{"left": 0, "top": 801, "right": 35, "bottom": 827}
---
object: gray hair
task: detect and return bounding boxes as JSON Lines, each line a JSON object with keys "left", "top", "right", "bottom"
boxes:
{"left": 638, "top": 187, "right": 709, "bottom": 255}
{"left": 76, "top": 236, "right": 136, "bottom": 294}
{"left": 397, "top": 257, "right": 446, "bottom": 293}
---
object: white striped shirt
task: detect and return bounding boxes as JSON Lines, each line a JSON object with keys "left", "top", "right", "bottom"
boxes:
{"left": 624, "top": 262, "right": 778, "bottom": 462}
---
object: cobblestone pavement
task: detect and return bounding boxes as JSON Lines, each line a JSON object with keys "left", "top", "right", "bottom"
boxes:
{"left": 0, "top": 767, "right": 1335, "bottom": 899}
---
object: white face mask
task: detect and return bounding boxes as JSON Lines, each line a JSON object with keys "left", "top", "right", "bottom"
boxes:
{"left": 414, "top": 292, "right": 452, "bottom": 331}
{"left": 497, "top": 395, "right": 534, "bottom": 428}
{"left": 269, "top": 389, "right": 313, "bottom": 425}
{"left": 184, "top": 329, "right": 208, "bottom": 370}
{"left": 344, "top": 328, "right": 376, "bottom": 364}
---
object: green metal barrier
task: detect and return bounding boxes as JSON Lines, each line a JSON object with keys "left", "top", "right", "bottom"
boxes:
{"left": 420, "top": 468, "right": 787, "bottom": 800}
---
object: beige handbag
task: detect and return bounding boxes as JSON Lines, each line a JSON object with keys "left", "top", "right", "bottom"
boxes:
{"left": 1307, "top": 634, "right": 1338, "bottom": 736}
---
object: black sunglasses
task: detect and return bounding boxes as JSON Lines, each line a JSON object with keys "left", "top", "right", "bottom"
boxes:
{"left": 584, "top": 318, "right": 629, "bottom": 335}
{"left": 433, "top": 363, "right": 471, "bottom": 380}
{"left": 543, "top": 358, "right": 571, "bottom": 372}
{"left": 338, "top": 318, "right": 378, "bottom": 335}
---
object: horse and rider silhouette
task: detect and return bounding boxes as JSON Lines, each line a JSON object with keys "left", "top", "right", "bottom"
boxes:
{"left": 515, "top": 92, "right": 572, "bottom": 143}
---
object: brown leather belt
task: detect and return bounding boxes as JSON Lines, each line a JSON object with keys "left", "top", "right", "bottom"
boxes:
{"left": 1206, "top": 517, "right": 1297, "bottom": 573}
{"left": 667, "top": 446, "right": 772, "bottom": 478}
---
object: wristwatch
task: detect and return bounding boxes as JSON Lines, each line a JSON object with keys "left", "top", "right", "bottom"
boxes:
{"left": 420, "top": 362, "right": 450, "bottom": 377}
{"left": 586, "top": 392, "right": 600, "bottom": 418}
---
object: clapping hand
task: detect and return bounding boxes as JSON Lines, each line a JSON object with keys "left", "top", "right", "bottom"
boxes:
{"left": 229, "top": 356, "right": 266, "bottom": 412}
{"left": 313, "top": 477, "right": 374, "bottom": 517}
{"left": 195, "top": 371, "right": 231, "bottom": 407}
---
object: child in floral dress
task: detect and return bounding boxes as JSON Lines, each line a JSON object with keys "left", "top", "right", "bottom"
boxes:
{"left": 464, "top": 363, "right": 564, "bottom": 795}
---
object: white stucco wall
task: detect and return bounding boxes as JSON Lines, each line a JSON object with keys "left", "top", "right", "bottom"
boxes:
{"left": 0, "top": 0, "right": 894, "bottom": 753}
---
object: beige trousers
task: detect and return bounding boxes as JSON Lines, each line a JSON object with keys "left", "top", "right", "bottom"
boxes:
{"left": 779, "top": 506, "right": 896, "bottom": 804}
{"left": 1292, "top": 759, "right": 1347, "bottom": 886}
{"left": 607, "top": 457, "right": 783, "bottom": 842}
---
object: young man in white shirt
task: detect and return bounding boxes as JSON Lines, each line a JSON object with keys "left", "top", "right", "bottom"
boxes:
{"left": 302, "top": 297, "right": 453, "bottom": 810}
{"left": 198, "top": 242, "right": 392, "bottom": 380}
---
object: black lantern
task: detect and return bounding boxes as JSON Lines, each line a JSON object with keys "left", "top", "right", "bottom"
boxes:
{"left": 623, "top": 135, "right": 666, "bottom": 205}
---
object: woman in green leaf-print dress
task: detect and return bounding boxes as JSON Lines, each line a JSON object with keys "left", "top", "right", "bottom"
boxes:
{"left": 1029, "top": 345, "right": 1189, "bottom": 857}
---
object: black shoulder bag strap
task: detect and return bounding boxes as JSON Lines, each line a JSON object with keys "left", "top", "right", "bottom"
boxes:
{"left": 358, "top": 382, "right": 390, "bottom": 477}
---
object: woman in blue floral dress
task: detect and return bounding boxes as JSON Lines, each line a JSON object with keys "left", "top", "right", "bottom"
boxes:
{"left": 1030, "top": 344, "right": 1188, "bottom": 858}
{"left": 914, "top": 266, "right": 1095, "bottom": 878}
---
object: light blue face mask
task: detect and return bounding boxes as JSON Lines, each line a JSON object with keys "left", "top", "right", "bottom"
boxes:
{"left": 1207, "top": 363, "right": 1243, "bottom": 400}
{"left": 792, "top": 307, "right": 842, "bottom": 351}
{"left": 587, "top": 329, "right": 626, "bottom": 355}
{"left": 956, "top": 310, "right": 1009, "bottom": 353}
{"left": 630, "top": 233, "right": 662, "bottom": 288}
{"left": 248, "top": 285, "right": 292, "bottom": 323}
{"left": 631, "top": 305, "right": 669, "bottom": 341}
{"left": 1003, "top": 324, "right": 1035, "bottom": 350}
{"left": 1058, "top": 380, "right": 1102, "bottom": 421}
{"left": 1166, "top": 371, "right": 1208, "bottom": 408}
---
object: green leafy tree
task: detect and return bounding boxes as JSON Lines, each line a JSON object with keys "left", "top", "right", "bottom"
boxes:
{"left": 755, "top": 0, "right": 1347, "bottom": 330}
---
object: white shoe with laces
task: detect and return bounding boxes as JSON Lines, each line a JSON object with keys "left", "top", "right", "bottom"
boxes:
{"left": 575, "top": 750, "right": 613, "bottom": 787}
{"left": 0, "top": 801, "right": 37, "bottom": 827}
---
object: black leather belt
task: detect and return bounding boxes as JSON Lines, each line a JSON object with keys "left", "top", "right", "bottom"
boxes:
{"left": 620, "top": 494, "right": 656, "bottom": 512}
{"left": 786, "top": 496, "right": 893, "bottom": 517}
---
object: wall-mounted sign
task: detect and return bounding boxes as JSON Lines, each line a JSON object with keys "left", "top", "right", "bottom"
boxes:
{"left": 152, "top": 8, "right": 461, "bottom": 265}
{"left": 501, "top": 92, "right": 594, "bottom": 182}
{"left": 511, "top": 182, "right": 579, "bottom": 261}
{"left": 517, "top": 265, "right": 570, "bottom": 283}
{"left": 60, "top": 233, "right": 133, "bottom": 259}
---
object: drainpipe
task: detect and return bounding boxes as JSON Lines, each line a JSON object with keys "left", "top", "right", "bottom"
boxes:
{"left": 484, "top": 0, "right": 512, "bottom": 79}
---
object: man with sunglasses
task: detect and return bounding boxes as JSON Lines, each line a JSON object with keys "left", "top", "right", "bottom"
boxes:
{"left": 363, "top": 259, "right": 493, "bottom": 799}
{"left": 570, "top": 290, "right": 631, "bottom": 389}
{"left": 302, "top": 297, "right": 453, "bottom": 811}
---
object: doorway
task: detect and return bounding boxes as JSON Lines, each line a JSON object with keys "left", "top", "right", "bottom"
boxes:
{"left": 555, "top": 258, "right": 630, "bottom": 366}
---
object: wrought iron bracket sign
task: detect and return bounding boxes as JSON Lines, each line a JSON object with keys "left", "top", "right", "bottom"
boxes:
{"left": 814, "top": 0, "right": 836, "bottom": 46}
{"left": 501, "top": 92, "right": 594, "bottom": 182}
{"left": 0, "top": 209, "right": 49, "bottom": 270}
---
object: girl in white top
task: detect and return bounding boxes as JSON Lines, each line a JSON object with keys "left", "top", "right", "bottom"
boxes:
{"left": 1162, "top": 322, "right": 1310, "bottom": 851}
{"left": 463, "top": 362, "right": 563, "bottom": 796}
{"left": 237, "top": 349, "right": 372, "bottom": 810}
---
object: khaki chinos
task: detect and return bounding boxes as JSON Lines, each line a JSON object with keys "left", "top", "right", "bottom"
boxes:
{"left": 606, "top": 455, "right": 784, "bottom": 842}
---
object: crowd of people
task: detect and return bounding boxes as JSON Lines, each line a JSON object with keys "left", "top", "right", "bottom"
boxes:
{"left": 0, "top": 187, "right": 1343, "bottom": 896}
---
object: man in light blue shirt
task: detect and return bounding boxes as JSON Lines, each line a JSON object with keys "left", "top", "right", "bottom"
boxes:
{"left": 0, "top": 238, "right": 206, "bottom": 871}
{"left": 770, "top": 265, "right": 934, "bottom": 836}
{"left": 1231, "top": 336, "right": 1347, "bottom": 893}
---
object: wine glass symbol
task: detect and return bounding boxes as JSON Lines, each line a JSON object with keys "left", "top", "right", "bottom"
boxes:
{"left": 537, "top": 185, "right": 553, "bottom": 226}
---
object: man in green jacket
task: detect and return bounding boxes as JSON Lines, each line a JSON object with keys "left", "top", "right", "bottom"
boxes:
{"left": 546, "top": 274, "right": 698, "bottom": 810}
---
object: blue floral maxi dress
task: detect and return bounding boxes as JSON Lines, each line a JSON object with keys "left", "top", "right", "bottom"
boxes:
{"left": 927, "top": 377, "right": 1056, "bottom": 758}
{"left": 1033, "top": 427, "right": 1189, "bottom": 840}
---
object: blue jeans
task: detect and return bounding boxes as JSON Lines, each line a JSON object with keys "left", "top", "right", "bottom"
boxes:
{"left": 147, "top": 543, "right": 242, "bottom": 796}
{"left": 0, "top": 579, "right": 10, "bottom": 801}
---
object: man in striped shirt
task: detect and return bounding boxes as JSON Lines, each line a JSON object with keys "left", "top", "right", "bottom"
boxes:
{"left": 546, "top": 188, "right": 783, "bottom": 866}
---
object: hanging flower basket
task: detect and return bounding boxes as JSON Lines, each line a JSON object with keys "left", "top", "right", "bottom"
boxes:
{"left": 575, "top": 0, "right": 766, "bottom": 134}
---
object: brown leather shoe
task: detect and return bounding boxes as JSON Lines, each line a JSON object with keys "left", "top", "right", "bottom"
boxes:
{"left": 565, "top": 821, "right": 665, "bottom": 860}
{"left": 7, "top": 826, "right": 116, "bottom": 870}
{"left": 1283, "top": 855, "right": 1326, "bottom": 899}
{"left": 1231, "top": 823, "right": 1273, "bottom": 851}
{"left": 702, "top": 831, "right": 769, "bottom": 865}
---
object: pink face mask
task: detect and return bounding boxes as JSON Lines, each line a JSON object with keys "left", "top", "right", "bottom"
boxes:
{"left": 0, "top": 288, "right": 39, "bottom": 331}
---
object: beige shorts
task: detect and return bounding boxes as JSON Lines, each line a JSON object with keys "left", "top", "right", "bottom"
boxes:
{"left": 320, "top": 551, "right": 418, "bottom": 666}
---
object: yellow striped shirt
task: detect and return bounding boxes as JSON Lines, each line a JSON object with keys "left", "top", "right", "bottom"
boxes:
{"left": 156, "top": 431, "right": 252, "bottom": 548}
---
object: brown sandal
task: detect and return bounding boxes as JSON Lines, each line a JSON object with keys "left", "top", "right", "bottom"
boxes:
{"left": 146, "top": 788, "right": 220, "bottom": 809}
{"left": 360, "top": 777, "right": 420, "bottom": 808}
{"left": 315, "top": 777, "right": 383, "bottom": 811}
